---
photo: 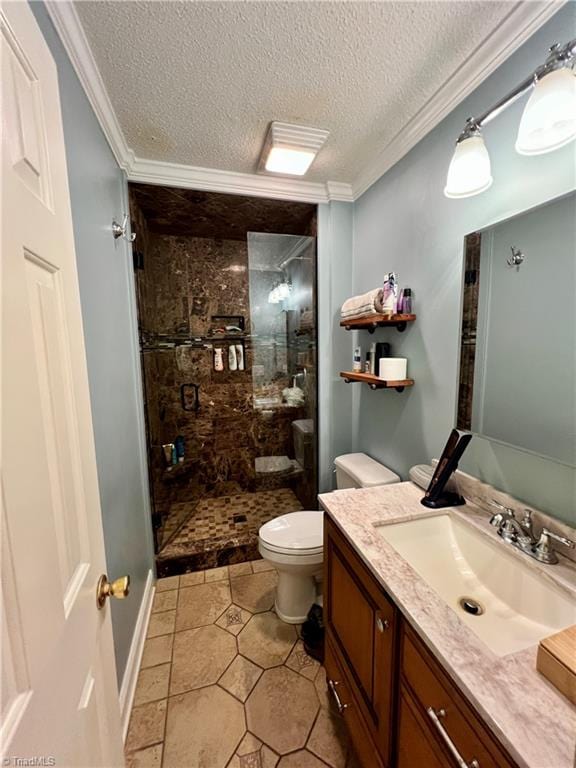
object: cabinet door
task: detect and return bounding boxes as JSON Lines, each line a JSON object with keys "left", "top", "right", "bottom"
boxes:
{"left": 327, "top": 535, "right": 374, "bottom": 700}
{"left": 325, "top": 516, "right": 397, "bottom": 765}
{"left": 397, "top": 685, "right": 447, "bottom": 768}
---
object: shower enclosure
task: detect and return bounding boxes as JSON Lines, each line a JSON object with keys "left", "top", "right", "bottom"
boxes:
{"left": 129, "top": 185, "right": 317, "bottom": 575}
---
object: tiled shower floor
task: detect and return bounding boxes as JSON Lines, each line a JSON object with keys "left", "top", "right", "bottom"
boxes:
{"left": 156, "top": 489, "right": 303, "bottom": 577}
{"left": 126, "top": 561, "right": 359, "bottom": 768}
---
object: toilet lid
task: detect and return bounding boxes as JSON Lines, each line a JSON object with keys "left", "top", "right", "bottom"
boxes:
{"left": 259, "top": 510, "right": 323, "bottom": 553}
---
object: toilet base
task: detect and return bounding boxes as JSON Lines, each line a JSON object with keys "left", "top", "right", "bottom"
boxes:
{"left": 274, "top": 567, "right": 321, "bottom": 624}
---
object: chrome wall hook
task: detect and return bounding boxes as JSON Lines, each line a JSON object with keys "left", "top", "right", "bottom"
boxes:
{"left": 507, "top": 246, "right": 524, "bottom": 268}
{"left": 112, "top": 214, "right": 136, "bottom": 242}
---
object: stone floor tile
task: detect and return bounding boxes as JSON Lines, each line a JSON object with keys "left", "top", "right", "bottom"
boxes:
{"left": 285, "top": 641, "right": 320, "bottom": 681}
{"left": 246, "top": 667, "right": 319, "bottom": 754}
{"left": 229, "top": 562, "right": 253, "bottom": 578}
{"left": 228, "top": 732, "right": 280, "bottom": 768}
{"left": 314, "top": 666, "right": 332, "bottom": 711}
{"left": 147, "top": 610, "right": 176, "bottom": 638}
{"left": 307, "top": 706, "right": 349, "bottom": 768}
{"left": 238, "top": 612, "right": 297, "bottom": 668}
{"left": 219, "top": 654, "right": 262, "bottom": 702}
{"left": 163, "top": 686, "right": 245, "bottom": 768}
{"left": 170, "top": 624, "right": 236, "bottom": 695}
{"left": 125, "top": 743, "right": 162, "bottom": 768}
{"left": 152, "top": 588, "right": 178, "bottom": 613}
{"left": 140, "top": 634, "right": 174, "bottom": 669}
{"left": 179, "top": 570, "right": 205, "bottom": 587}
{"left": 133, "top": 663, "right": 171, "bottom": 706}
{"left": 175, "top": 581, "right": 231, "bottom": 630}
{"left": 205, "top": 565, "right": 229, "bottom": 582}
{"left": 231, "top": 572, "right": 278, "bottom": 614}
{"left": 156, "top": 576, "right": 179, "bottom": 592}
{"left": 125, "top": 699, "right": 167, "bottom": 752}
{"left": 277, "top": 751, "right": 328, "bottom": 768}
{"left": 251, "top": 559, "right": 276, "bottom": 573}
{"left": 215, "top": 603, "right": 252, "bottom": 636}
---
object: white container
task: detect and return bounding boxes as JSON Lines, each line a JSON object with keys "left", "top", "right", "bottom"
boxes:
{"left": 334, "top": 453, "right": 400, "bottom": 489}
{"left": 379, "top": 357, "right": 407, "bottom": 380}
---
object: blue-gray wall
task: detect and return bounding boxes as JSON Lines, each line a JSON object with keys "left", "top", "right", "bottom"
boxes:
{"left": 318, "top": 202, "right": 355, "bottom": 491}
{"left": 352, "top": 4, "right": 576, "bottom": 524}
{"left": 31, "top": 3, "right": 155, "bottom": 686}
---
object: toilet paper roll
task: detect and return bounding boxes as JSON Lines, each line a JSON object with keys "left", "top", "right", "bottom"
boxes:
{"left": 379, "top": 357, "right": 407, "bottom": 380}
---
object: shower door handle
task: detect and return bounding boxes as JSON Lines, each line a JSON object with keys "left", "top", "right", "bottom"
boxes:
{"left": 180, "top": 383, "right": 200, "bottom": 413}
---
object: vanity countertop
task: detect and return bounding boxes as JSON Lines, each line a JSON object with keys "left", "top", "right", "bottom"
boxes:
{"left": 319, "top": 481, "right": 576, "bottom": 768}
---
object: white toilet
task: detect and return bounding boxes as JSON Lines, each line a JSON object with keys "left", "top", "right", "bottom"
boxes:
{"left": 258, "top": 452, "right": 400, "bottom": 623}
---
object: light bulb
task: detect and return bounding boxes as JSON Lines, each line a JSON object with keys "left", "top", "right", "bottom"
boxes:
{"left": 444, "top": 134, "right": 493, "bottom": 199}
{"left": 516, "top": 67, "right": 576, "bottom": 155}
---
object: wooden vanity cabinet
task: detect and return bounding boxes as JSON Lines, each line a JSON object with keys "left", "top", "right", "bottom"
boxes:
{"left": 324, "top": 517, "right": 397, "bottom": 767}
{"left": 324, "top": 515, "right": 519, "bottom": 768}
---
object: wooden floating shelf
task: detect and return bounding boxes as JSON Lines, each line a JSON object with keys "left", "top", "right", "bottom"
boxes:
{"left": 340, "top": 371, "right": 414, "bottom": 392}
{"left": 340, "top": 313, "right": 416, "bottom": 333}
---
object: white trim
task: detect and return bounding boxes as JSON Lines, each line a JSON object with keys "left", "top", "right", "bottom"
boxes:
{"left": 352, "top": 0, "right": 567, "bottom": 199}
{"left": 44, "top": 0, "right": 133, "bottom": 170}
{"left": 46, "top": 0, "right": 564, "bottom": 203}
{"left": 119, "top": 569, "right": 155, "bottom": 742}
{"left": 126, "top": 156, "right": 353, "bottom": 203}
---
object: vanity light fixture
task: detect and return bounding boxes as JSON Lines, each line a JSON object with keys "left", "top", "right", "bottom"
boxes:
{"left": 259, "top": 122, "right": 329, "bottom": 176}
{"left": 445, "top": 38, "right": 576, "bottom": 199}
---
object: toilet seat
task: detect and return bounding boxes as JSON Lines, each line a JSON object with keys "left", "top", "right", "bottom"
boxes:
{"left": 259, "top": 510, "right": 323, "bottom": 556}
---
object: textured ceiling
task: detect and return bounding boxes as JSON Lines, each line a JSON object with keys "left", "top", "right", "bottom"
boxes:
{"left": 129, "top": 184, "right": 316, "bottom": 240}
{"left": 76, "top": 1, "right": 515, "bottom": 185}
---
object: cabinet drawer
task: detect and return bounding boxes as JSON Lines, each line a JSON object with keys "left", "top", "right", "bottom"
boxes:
{"left": 402, "top": 626, "right": 517, "bottom": 768}
{"left": 397, "top": 684, "right": 448, "bottom": 768}
{"left": 325, "top": 636, "right": 385, "bottom": 768}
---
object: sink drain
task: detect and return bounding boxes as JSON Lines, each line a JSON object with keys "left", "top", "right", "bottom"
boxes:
{"left": 458, "top": 597, "right": 484, "bottom": 616}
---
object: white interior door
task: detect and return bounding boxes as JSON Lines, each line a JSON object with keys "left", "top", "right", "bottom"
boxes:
{"left": 1, "top": 3, "right": 124, "bottom": 765}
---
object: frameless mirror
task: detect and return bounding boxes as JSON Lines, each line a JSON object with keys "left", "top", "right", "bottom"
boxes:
{"left": 457, "top": 191, "right": 576, "bottom": 466}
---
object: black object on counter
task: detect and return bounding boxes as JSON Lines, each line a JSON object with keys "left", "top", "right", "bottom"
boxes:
{"left": 421, "top": 428, "right": 472, "bottom": 508}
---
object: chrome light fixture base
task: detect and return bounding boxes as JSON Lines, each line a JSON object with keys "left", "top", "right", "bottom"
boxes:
{"left": 445, "top": 37, "right": 576, "bottom": 199}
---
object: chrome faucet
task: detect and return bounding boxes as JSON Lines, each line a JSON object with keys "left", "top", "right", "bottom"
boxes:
{"left": 488, "top": 500, "right": 575, "bottom": 564}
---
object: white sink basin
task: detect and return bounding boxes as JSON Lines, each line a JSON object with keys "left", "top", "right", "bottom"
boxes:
{"left": 375, "top": 514, "right": 576, "bottom": 656}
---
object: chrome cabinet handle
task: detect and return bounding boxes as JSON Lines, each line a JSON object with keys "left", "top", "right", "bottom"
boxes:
{"left": 376, "top": 616, "right": 390, "bottom": 633}
{"left": 426, "top": 707, "right": 479, "bottom": 768}
{"left": 327, "top": 679, "right": 348, "bottom": 714}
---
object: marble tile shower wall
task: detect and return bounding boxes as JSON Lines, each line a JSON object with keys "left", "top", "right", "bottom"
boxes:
{"left": 134, "top": 230, "right": 308, "bottom": 549}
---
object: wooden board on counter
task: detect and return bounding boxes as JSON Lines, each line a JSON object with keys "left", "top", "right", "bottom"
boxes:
{"left": 537, "top": 625, "right": 576, "bottom": 705}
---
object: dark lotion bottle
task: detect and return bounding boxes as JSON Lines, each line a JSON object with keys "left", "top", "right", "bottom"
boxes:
{"left": 421, "top": 429, "right": 472, "bottom": 508}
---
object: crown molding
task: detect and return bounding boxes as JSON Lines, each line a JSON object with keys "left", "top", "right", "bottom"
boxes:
{"left": 351, "top": 0, "right": 567, "bottom": 200}
{"left": 45, "top": 0, "right": 133, "bottom": 170}
{"left": 46, "top": 0, "right": 563, "bottom": 205}
{"left": 126, "top": 156, "right": 354, "bottom": 203}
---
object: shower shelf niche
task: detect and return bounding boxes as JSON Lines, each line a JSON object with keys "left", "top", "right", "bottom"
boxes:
{"left": 340, "top": 371, "right": 414, "bottom": 393}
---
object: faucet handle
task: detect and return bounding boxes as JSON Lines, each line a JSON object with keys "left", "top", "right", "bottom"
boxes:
{"left": 541, "top": 528, "right": 575, "bottom": 549}
{"left": 488, "top": 499, "right": 515, "bottom": 526}
{"left": 489, "top": 499, "right": 514, "bottom": 515}
{"left": 533, "top": 527, "right": 575, "bottom": 564}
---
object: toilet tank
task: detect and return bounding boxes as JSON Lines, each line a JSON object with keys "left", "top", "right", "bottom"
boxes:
{"left": 292, "top": 419, "right": 314, "bottom": 468}
{"left": 334, "top": 453, "right": 400, "bottom": 489}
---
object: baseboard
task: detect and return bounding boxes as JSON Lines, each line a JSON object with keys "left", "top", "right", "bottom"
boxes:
{"left": 119, "top": 569, "right": 155, "bottom": 741}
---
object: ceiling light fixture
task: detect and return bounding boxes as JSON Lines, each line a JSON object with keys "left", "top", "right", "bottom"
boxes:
{"left": 445, "top": 38, "right": 576, "bottom": 199}
{"left": 259, "top": 122, "right": 329, "bottom": 177}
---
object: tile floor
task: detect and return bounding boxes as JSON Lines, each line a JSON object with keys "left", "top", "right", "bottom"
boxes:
{"left": 126, "top": 560, "right": 357, "bottom": 768}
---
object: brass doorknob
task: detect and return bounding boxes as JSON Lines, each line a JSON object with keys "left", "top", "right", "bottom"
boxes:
{"left": 96, "top": 574, "right": 130, "bottom": 609}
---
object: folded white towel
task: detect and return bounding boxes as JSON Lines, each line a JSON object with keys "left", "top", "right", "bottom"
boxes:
{"left": 341, "top": 288, "right": 383, "bottom": 319}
